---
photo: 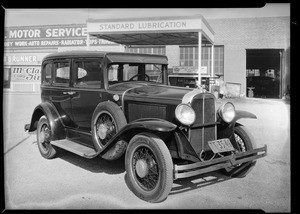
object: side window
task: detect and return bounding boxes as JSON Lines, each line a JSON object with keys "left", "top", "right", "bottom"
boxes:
{"left": 74, "top": 59, "right": 102, "bottom": 88}
{"left": 42, "top": 62, "right": 52, "bottom": 84}
{"left": 53, "top": 60, "right": 70, "bottom": 86}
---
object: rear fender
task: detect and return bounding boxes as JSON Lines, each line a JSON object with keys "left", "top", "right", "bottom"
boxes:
{"left": 27, "top": 102, "right": 66, "bottom": 140}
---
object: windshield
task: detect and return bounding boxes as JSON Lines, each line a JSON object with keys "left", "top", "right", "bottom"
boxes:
{"left": 108, "top": 63, "right": 166, "bottom": 86}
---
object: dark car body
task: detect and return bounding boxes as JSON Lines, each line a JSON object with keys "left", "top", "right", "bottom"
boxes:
{"left": 25, "top": 51, "right": 267, "bottom": 202}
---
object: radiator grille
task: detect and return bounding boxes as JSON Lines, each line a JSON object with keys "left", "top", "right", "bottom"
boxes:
{"left": 189, "top": 94, "right": 216, "bottom": 157}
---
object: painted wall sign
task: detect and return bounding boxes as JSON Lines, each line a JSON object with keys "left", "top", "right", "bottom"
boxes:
{"left": 4, "top": 53, "right": 48, "bottom": 66}
{"left": 5, "top": 26, "right": 87, "bottom": 39}
{"left": 4, "top": 38, "right": 113, "bottom": 48}
{"left": 4, "top": 25, "right": 116, "bottom": 48}
{"left": 11, "top": 66, "right": 41, "bottom": 82}
{"left": 173, "top": 66, "right": 208, "bottom": 74}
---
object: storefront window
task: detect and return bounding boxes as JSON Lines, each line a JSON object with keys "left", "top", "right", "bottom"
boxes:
{"left": 3, "top": 67, "right": 11, "bottom": 88}
{"left": 180, "top": 46, "right": 224, "bottom": 76}
{"left": 214, "top": 46, "right": 224, "bottom": 76}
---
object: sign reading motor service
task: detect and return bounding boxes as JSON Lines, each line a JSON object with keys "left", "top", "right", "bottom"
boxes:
{"left": 4, "top": 24, "right": 116, "bottom": 48}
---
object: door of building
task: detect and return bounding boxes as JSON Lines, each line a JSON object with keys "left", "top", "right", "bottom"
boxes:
{"left": 246, "top": 49, "right": 283, "bottom": 98}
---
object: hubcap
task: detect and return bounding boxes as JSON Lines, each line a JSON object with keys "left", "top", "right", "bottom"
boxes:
{"left": 44, "top": 127, "right": 50, "bottom": 140}
{"left": 135, "top": 159, "right": 149, "bottom": 178}
{"left": 39, "top": 124, "right": 51, "bottom": 152}
{"left": 95, "top": 112, "right": 116, "bottom": 146}
{"left": 133, "top": 146, "right": 159, "bottom": 191}
{"left": 97, "top": 124, "right": 108, "bottom": 140}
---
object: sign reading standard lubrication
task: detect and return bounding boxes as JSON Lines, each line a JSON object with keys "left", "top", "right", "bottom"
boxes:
{"left": 87, "top": 17, "right": 208, "bottom": 34}
{"left": 98, "top": 21, "right": 187, "bottom": 31}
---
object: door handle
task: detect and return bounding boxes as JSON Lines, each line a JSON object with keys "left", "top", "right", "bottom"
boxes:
{"left": 63, "top": 91, "right": 76, "bottom": 95}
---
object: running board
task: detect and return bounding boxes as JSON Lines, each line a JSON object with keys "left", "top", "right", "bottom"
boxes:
{"left": 51, "top": 139, "right": 98, "bottom": 159}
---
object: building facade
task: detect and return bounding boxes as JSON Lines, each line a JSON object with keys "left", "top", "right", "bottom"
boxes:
{"left": 4, "top": 16, "right": 290, "bottom": 98}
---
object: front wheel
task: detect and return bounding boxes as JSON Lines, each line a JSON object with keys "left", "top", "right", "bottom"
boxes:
{"left": 222, "top": 124, "right": 257, "bottom": 178}
{"left": 125, "top": 133, "right": 173, "bottom": 203}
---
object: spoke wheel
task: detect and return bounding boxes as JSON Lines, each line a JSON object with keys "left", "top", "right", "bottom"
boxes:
{"left": 91, "top": 102, "right": 127, "bottom": 160}
{"left": 221, "top": 124, "right": 257, "bottom": 178}
{"left": 95, "top": 111, "right": 116, "bottom": 147}
{"left": 235, "top": 132, "right": 246, "bottom": 152}
{"left": 125, "top": 133, "right": 173, "bottom": 203}
{"left": 36, "top": 116, "right": 57, "bottom": 159}
{"left": 132, "top": 146, "right": 159, "bottom": 191}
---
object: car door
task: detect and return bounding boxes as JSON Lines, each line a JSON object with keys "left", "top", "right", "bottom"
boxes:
{"left": 71, "top": 57, "right": 104, "bottom": 133}
{"left": 50, "top": 58, "right": 75, "bottom": 128}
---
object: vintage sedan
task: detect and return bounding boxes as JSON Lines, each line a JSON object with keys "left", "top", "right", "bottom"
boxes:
{"left": 25, "top": 51, "right": 267, "bottom": 203}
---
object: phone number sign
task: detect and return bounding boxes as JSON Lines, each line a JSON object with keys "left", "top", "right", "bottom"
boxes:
{"left": 11, "top": 67, "right": 41, "bottom": 82}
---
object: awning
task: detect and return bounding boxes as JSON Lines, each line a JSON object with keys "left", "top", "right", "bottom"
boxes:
{"left": 86, "top": 15, "right": 215, "bottom": 86}
{"left": 86, "top": 15, "right": 214, "bottom": 46}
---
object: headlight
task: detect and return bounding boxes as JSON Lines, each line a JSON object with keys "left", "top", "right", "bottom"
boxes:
{"left": 175, "top": 104, "right": 196, "bottom": 126}
{"left": 218, "top": 102, "right": 236, "bottom": 123}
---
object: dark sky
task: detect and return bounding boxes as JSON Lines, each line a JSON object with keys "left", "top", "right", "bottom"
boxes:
{"left": 5, "top": 4, "right": 290, "bottom": 27}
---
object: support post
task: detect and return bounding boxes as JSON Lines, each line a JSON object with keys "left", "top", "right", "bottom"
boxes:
{"left": 87, "top": 33, "right": 90, "bottom": 50}
{"left": 210, "top": 44, "right": 214, "bottom": 92}
{"left": 198, "top": 32, "right": 202, "bottom": 87}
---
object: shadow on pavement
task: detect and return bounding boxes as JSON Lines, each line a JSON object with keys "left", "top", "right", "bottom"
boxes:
{"left": 4, "top": 136, "right": 31, "bottom": 155}
{"left": 32, "top": 142, "right": 126, "bottom": 175}
{"left": 170, "top": 170, "right": 232, "bottom": 195}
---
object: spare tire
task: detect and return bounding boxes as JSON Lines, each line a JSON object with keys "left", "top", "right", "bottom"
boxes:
{"left": 91, "top": 101, "right": 127, "bottom": 160}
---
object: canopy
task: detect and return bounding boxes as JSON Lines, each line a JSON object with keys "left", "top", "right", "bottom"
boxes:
{"left": 86, "top": 15, "right": 215, "bottom": 86}
{"left": 86, "top": 15, "right": 214, "bottom": 46}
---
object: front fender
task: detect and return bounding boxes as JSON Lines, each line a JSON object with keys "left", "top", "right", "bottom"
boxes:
{"left": 217, "top": 110, "right": 257, "bottom": 150}
{"left": 27, "top": 101, "right": 66, "bottom": 140}
{"left": 128, "top": 118, "right": 177, "bottom": 132}
{"left": 100, "top": 118, "right": 177, "bottom": 154}
{"left": 234, "top": 110, "right": 257, "bottom": 123}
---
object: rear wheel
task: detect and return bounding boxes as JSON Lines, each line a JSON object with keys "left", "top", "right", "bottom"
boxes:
{"left": 125, "top": 133, "right": 173, "bottom": 203}
{"left": 91, "top": 102, "right": 127, "bottom": 160}
{"left": 36, "top": 115, "right": 57, "bottom": 159}
{"left": 222, "top": 124, "right": 257, "bottom": 177}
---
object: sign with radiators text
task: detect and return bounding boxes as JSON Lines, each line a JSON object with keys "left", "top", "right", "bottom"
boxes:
{"left": 4, "top": 24, "right": 116, "bottom": 49}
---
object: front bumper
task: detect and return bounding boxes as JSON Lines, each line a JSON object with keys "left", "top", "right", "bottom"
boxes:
{"left": 173, "top": 145, "right": 267, "bottom": 179}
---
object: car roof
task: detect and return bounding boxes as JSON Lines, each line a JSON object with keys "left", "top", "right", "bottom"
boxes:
{"left": 43, "top": 50, "right": 168, "bottom": 64}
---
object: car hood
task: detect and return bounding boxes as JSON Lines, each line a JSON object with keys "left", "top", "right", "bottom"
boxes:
{"left": 108, "top": 82, "right": 192, "bottom": 105}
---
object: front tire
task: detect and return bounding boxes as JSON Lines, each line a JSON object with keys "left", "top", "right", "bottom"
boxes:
{"left": 125, "top": 133, "right": 173, "bottom": 203}
{"left": 222, "top": 124, "right": 257, "bottom": 178}
{"left": 36, "top": 115, "right": 57, "bottom": 159}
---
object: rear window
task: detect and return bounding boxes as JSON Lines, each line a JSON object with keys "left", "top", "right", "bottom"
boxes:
{"left": 42, "top": 62, "right": 52, "bottom": 84}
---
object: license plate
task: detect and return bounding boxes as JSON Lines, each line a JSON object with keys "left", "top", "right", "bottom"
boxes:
{"left": 208, "top": 138, "right": 235, "bottom": 153}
